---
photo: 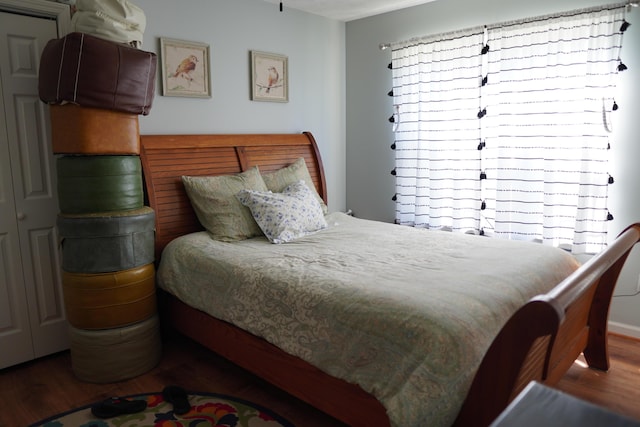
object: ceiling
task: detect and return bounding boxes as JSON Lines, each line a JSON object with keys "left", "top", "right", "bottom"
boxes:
{"left": 262, "top": 0, "right": 438, "bottom": 22}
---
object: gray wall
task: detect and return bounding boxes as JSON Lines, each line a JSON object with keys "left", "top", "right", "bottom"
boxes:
{"left": 134, "top": 0, "right": 347, "bottom": 212}
{"left": 57, "top": 0, "right": 640, "bottom": 334}
{"left": 345, "top": 0, "right": 640, "bottom": 335}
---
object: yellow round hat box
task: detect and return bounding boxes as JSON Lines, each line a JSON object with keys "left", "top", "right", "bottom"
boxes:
{"left": 62, "top": 263, "right": 156, "bottom": 330}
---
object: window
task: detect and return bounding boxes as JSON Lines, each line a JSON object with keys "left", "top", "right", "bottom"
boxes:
{"left": 391, "top": 5, "right": 628, "bottom": 254}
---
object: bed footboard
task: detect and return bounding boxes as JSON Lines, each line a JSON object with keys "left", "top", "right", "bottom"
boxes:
{"left": 455, "top": 223, "right": 640, "bottom": 426}
{"left": 165, "top": 293, "right": 389, "bottom": 427}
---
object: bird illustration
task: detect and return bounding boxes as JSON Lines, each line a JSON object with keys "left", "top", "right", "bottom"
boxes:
{"left": 171, "top": 55, "right": 198, "bottom": 81}
{"left": 266, "top": 66, "right": 279, "bottom": 93}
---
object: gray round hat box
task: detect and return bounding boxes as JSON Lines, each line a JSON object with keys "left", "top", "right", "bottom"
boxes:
{"left": 57, "top": 206, "right": 156, "bottom": 273}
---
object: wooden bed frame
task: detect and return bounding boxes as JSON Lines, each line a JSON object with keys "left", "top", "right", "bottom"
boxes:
{"left": 140, "top": 132, "right": 640, "bottom": 427}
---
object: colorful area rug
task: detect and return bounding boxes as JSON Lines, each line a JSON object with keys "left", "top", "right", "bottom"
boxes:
{"left": 30, "top": 391, "right": 295, "bottom": 427}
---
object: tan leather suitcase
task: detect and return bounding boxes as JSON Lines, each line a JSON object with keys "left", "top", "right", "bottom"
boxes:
{"left": 50, "top": 104, "right": 140, "bottom": 155}
{"left": 62, "top": 263, "right": 157, "bottom": 329}
{"left": 69, "top": 315, "right": 161, "bottom": 383}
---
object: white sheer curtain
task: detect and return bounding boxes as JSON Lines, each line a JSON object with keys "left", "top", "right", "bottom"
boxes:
{"left": 391, "top": 4, "right": 627, "bottom": 253}
{"left": 392, "top": 30, "right": 485, "bottom": 231}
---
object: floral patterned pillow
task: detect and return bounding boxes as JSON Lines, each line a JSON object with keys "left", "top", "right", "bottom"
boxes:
{"left": 236, "top": 180, "right": 327, "bottom": 244}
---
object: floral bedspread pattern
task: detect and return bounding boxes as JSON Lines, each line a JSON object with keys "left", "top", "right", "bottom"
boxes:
{"left": 158, "top": 213, "right": 580, "bottom": 427}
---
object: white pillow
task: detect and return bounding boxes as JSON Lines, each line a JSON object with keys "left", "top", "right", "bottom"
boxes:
{"left": 236, "top": 180, "right": 327, "bottom": 244}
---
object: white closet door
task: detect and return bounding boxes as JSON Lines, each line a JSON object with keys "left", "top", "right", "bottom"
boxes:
{"left": 0, "top": 10, "right": 68, "bottom": 369}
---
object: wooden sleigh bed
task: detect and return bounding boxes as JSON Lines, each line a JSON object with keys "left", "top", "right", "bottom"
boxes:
{"left": 140, "top": 131, "right": 640, "bottom": 427}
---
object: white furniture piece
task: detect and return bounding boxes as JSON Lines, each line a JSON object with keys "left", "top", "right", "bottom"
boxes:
{"left": 491, "top": 381, "right": 640, "bottom": 427}
{"left": 0, "top": 0, "right": 71, "bottom": 369}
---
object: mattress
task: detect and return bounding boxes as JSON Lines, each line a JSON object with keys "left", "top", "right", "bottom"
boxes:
{"left": 157, "top": 212, "right": 580, "bottom": 427}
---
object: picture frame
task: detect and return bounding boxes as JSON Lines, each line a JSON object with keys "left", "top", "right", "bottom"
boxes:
{"left": 250, "top": 50, "right": 288, "bottom": 102}
{"left": 160, "top": 37, "right": 211, "bottom": 98}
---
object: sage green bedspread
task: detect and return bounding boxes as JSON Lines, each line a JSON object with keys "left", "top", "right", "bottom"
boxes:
{"left": 157, "top": 212, "right": 580, "bottom": 427}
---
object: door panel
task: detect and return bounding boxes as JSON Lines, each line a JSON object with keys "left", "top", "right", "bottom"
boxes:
{"left": 0, "top": 10, "right": 68, "bottom": 369}
{"left": 15, "top": 96, "right": 52, "bottom": 198}
{"left": 0, "top": 15, "right": 33, "bottom": 369}
{"left": 0, "top": 228, "right": 33, "bottom": 368}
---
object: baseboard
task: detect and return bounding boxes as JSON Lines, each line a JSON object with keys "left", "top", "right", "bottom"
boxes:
{"left": 608, "top": 320, "right": 640, "bottom": 339}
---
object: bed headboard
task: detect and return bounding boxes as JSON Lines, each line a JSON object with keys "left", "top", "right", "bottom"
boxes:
{"left": 140, "top": 132, "right": 327, "bottom": 257}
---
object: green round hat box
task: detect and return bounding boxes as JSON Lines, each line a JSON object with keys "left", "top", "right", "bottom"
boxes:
{"left": 62, "top": 263, "right": 156, "bottom": 330}
{"left": 69, "top": 314, "right": 162, "bottom": 383}
{"left": 57, "top": 155, "right": 143, "bottom": 214}
{"left": 57, "top": 207, "right": 155, "bottom": 273}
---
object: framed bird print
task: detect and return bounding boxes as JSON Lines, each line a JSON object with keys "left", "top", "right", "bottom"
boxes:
{"left": 250, "top": 50, "right": 288, "bottom": 102}
{"left": 160, "top": 37, "right": 211, "bottom": 98}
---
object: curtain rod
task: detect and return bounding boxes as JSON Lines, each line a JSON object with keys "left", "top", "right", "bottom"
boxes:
{"left": 379, "top": 1, "right": 633, "bottom": 51}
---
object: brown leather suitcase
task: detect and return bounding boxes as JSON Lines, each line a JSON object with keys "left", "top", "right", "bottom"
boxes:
{"left": 50, "top": 104, "right": 140, "bottom": 155}
{"left": 39, "top": 32, "right": 156, "bottom": 115}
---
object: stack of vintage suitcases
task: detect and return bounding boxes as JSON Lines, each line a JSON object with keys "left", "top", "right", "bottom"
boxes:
{"left": 38, "top": 23, "right": 161, "bottom": 383}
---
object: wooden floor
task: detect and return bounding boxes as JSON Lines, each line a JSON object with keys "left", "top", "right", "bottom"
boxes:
{"left": 555, "top": 332, "right": 640, "bottom": 421}
{"left": 1, "top": 331, "right": 639, "bottom": 427}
